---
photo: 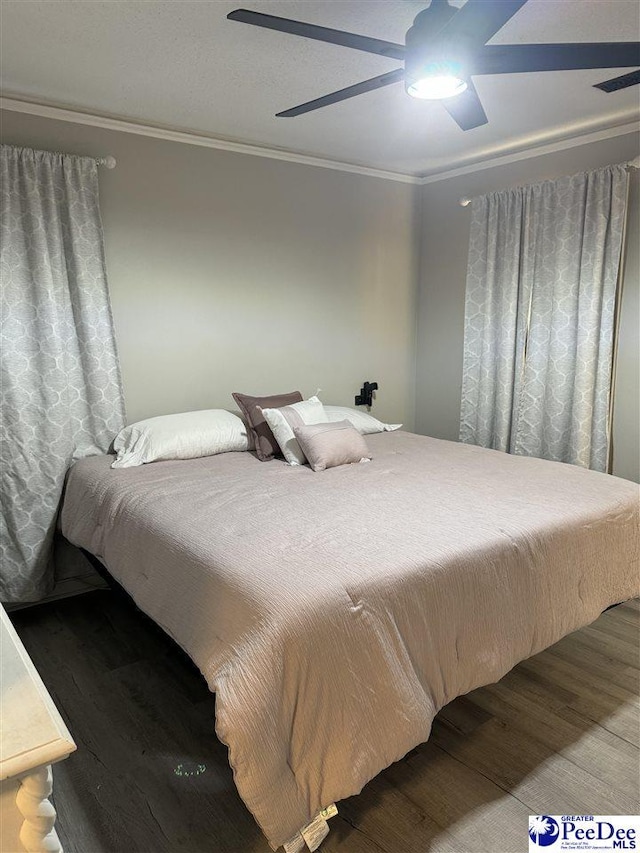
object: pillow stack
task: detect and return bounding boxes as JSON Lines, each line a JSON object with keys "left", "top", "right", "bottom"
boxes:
{"left": 233, "top": 392, "right": 402, "bottom": 471}
{"left": 110, "top": 392, "right": 402, "bottom": 472}
{"left": 232, "top": 391, "right": 303, "bottom": 461}
{"left": 261, "top": 396, "right": 328, "bottom": 465}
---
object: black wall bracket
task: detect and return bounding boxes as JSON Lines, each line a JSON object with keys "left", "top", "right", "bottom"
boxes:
{"left": 355, "top": 381, "right": 378, "bottom": 407}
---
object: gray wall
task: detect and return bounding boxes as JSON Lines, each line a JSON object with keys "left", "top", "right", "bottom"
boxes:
{"left": 416, "top": 133, "right": 640, "bottom": 482}
{"left": 2, "top": 111, "right": 637, "bottom": 480}
{"left": 1, "top": 110, "right": 419, "bottom": 428}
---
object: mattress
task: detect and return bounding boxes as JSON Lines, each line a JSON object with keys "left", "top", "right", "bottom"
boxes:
{"left": 60, "top": 431, "right": 640, "bottom": 850}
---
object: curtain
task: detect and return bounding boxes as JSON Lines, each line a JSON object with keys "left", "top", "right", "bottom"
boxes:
{"left": 460, "top": 164, "right": 629, "bottom": 472}
{"left": 1, "top": 145, "right": 125, "bottom": 603}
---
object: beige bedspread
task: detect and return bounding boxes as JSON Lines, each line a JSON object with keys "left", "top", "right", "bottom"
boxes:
{"left": 61, "top": 431, "right": 639, "bottom": 850}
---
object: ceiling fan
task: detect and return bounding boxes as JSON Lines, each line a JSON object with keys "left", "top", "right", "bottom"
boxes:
{"left": 227, "top": 0, "right": 640, "bottom": 130}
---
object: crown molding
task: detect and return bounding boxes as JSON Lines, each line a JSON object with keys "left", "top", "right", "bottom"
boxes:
{"left": 419, "top": 117, "right": 640, "bottom": 185}
{"left": 0, "top": 96, "right": 421, "bottom": 185}
{"left": 1, "top": 95, "right": 638, "bottom": 187}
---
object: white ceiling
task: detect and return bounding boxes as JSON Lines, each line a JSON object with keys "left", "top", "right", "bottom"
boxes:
{"left": 1, "top": 0, "right": 639, "bottom": 177}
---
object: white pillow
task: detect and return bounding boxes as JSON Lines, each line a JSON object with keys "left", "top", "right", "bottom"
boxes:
{"left": 323, "top": 405, "right": 402, "bottom": 435}
{"left": 111, "top": 409, "right": 249, "bottom": 468}
{"left": 261, "top": 396, "right": 328, "bottom": 465}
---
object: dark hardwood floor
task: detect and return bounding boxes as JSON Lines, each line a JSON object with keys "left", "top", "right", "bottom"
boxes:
{"left": 10, "top": 592, "right": 639, "bottom": 853}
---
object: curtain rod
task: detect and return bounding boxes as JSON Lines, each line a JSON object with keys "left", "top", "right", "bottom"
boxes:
{"left": 95, "top": 155, "right": 116, "bottom": 169}
{"left": 458, "top": 158, "right": 639, "bottom": 207}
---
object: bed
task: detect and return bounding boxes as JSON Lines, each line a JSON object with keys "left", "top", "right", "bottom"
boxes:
{"left": 60, "top": 430, "right": 639, "bottom": 850}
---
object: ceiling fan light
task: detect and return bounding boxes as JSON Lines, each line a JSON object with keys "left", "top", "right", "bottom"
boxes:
{"left": 407, "top": 74, "right": 467, "bottom": 100}
{"left": 406, "top": 59, "right": 468, "bottom": 100}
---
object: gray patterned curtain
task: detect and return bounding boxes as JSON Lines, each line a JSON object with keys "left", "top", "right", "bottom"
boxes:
{"left": 460, "top": 164, "right": 629, "bottom": 472}
{"left": 1, "top": 145, "right": 125, "bottom": 602}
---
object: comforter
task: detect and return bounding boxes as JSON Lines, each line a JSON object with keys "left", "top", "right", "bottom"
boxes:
{"left": 61, "top": 431, "right": 639, "bottom": 849}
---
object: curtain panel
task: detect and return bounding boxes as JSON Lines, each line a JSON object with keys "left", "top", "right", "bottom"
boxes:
{"left": 460, "top": 164, "right": 629, "bottom": 472}
{"left": 1, "top": 145, "right": 125, "bottom": 602}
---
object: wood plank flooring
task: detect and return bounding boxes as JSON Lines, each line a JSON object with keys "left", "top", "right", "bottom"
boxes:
{"left": 10, "top": 592, "right": 639, "bottom": 853}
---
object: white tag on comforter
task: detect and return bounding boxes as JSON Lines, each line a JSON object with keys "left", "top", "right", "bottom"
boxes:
{"left": 284, "top": 804, "right": 337, "bottom": 852}
{"left": 319, "top": 804, "right": 338, "bottom": 820}
{"left": 300, "top": 815, "right": 329, "bottom": 851}
{"left": 283, "top": 832, "right": 306, "bottom": 853}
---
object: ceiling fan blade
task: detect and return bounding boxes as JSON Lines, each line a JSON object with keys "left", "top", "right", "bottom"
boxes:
{"left": 438, "top": 0, "right": 528, "bottom": 46}
{"left": 227, "top": 9, "right": 405, "bottom": 60}
{"left": 276, "top": 69, "right": 405, "bottom": 117}
{"left": 594, "top": 69, "right": 640, "bottom": 92}
{"left": 441, "top": 80, "right": 488, "bottom": 130}
{"left": 473, "top": 43, "right": 640, "bottom": 75}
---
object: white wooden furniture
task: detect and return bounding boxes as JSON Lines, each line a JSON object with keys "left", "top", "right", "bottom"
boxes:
{"left": 0, "top": 605, "right": 75, "bottom": 853}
